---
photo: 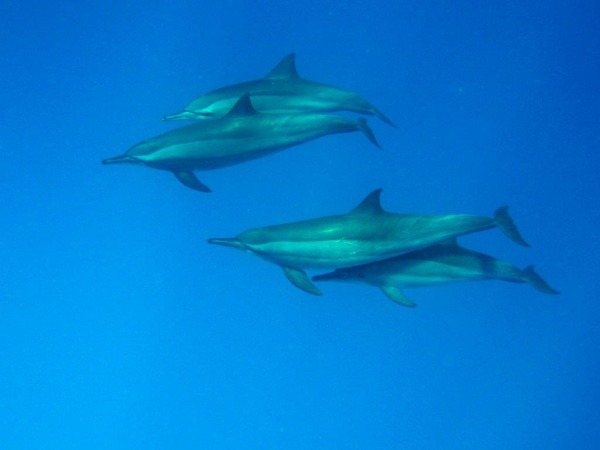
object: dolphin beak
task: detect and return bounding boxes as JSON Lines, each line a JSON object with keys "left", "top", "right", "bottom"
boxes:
{"left": 102, "top": 155, "right": 138, "bottom": 165}
{"left": 163, "top": 111, "right": 191, "bottom": 121}
{"left": 163, "top": 111, "right": 212, "bottom": 121}
{"left": 207, "top": 237, "right": 247, "bottom": 251}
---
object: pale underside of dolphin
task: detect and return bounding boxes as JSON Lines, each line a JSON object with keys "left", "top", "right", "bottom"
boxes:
{"left": 163, "top": 53, "right": 396, "bottom": 127}
{"left": 313, "top": 239, "right": 560, "bottom": 307}
{"left": 208, "top": 189, "right": 530, "bottom": 296}
{"left": 103, "top": 93, "right": 381, "bottom": 192}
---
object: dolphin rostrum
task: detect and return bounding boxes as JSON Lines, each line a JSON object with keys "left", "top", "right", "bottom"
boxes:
{"left": 163, "top": 53, "right": 396, "bottom": 126}
{"left": 208, "top": 189, "right": 530, "bottom": 295}
{"left": 313, "top": 239, "right": 560, "bottom": 307}
{"left": 103, "top": 93, "right": 381, "bottom": 192}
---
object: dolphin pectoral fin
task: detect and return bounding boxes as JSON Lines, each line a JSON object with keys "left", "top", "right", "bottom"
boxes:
{"left": 283, "top": 266, "right": 322, "bottom": 296}
{"left": 173, "top": 171, "right": 212, "bottom": 192}
{"left": 494, "top": 206, "right": 530, "bottom": 247}
{"left": 380, "top": 285, "right": 417, "bottom": 307}
{"left": 356, "top": 118, "right": 382, "bottom": 149}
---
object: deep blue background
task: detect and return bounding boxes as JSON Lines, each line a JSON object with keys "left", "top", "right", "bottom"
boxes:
{"left": 1, "top": 1, "right": 599, "bottom": 448}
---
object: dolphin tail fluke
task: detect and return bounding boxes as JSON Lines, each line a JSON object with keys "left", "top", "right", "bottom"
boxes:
{"left": 283, "top": 266, "right": 322, "bottom": 296}
{"left": 494, "top": 206, "right": 530, "bottom": 247}
{"left": 372, "top": 108, "right": 398, "bottom": 128}
{"left": 102, "top": 155, "right": 137, "bottom": 165}
{"left": 173, "top": 171, "right": 212, "bottom": 193}
{"left": 357, "top": 118, "right": 382, "bottom": 149}
{"left": 381, "top": 285, "right": 417, "bottom": 307}
{"left": 522, "top": 265, "right": 560, "bottom": 295}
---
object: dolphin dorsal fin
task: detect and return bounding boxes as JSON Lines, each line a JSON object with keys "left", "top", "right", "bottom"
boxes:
{"left": 264, "top": 53, "right": 300, "bottom": 80}
{"left": 350, "top": 189, "right": 385, "bottom": 215}
{"left": 225, "top": 93, "right": 258, "bottom": 117}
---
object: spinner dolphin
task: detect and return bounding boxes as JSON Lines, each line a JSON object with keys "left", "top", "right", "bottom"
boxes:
{"left": 103, "top": 94, "right": 380, "bottom": 192}
{"left": 163, "top": 53, "right": 396, "bottom": 126}
{"left": 208, "top": 189, "right": 529, "bottom": 295}
{"left": 313, "top": 239, "right": 559, "bottom": 306}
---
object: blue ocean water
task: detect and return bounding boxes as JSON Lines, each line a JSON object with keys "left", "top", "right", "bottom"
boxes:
{"left": 1, "top": 0, "right": 599, "bottom": 448}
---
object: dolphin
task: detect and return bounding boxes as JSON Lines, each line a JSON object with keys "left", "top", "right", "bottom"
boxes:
{"left": 208, "top": 189, "right": 530, "bottom": 295}
{"left": 163, "top": 53, "right": 396, "bottom": 126}
{"left": 312, "top": 239, "right": 560, "bottom": 306}
{"left": 103, "top": 93, "right": 381, "bottom": 192}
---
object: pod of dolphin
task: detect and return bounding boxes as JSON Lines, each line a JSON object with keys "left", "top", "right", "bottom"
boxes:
{"left": 103, "top": 54, "right": 559, "bottom": 307}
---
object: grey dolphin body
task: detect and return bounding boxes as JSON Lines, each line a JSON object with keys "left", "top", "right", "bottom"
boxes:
{"left": 163, "top": 53, "right": 396, "bottom": 126}
{"left": 103, "top": 94, "right": 380, "bottom": 192}
{"left": 208, "top": 190, "right": 530, "bottom": 295}
{"left": 313, "top": 239, "right": 560, "bottom": 307}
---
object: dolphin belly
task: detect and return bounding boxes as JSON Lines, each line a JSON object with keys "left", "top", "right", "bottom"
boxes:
{"left": 242, "top": 237, "right": 411, "bottom": 270}
{"left": 133, "top": 138, "right": 279, "bottom": 170}
{"left": 368, "top": 261, "right": 487, "bottom": 288}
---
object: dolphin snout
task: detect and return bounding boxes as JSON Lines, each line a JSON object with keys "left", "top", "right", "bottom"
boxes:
{"left": 102, "top": 155, "right": 138, "bottom": 165}
{"left": 162, "top": 112, "right": 188, "bottom": 121}
{"left": 207, "top": 238, "right": 247, "bottom": 251}
{"left": 163, "top": 111, "right": 212, "bottom": 121}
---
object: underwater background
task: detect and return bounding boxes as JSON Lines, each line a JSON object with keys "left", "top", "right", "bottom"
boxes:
{"left": 1, "top": 1, "right": 599, "bottom": 448}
